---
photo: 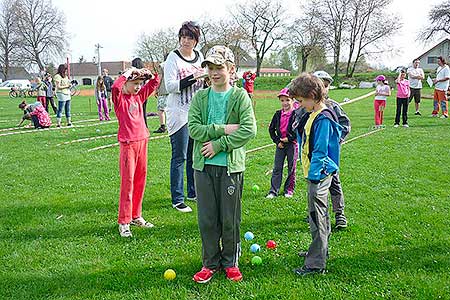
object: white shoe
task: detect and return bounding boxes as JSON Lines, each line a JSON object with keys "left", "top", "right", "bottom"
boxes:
{"left": 173, "top": 202, "right": 192, "bottom": 213}
{"left": 266, "top": 193, "right": 276, "bottom": 199}
{"left": 440, "top": 115, "right": 448, "bottom": 119}
{"left": 403, "top": 124, "right": 409, "bottom": 128}
{"left": 119, "top": 223, "right": 132, "bottom": 237}
{"left": 393, "top": 124, "right": 399, "bottom": 128}
{"left": 284, "top": 193, "right": 293, "bottom": 198}
{"left": 131, "top": 217, "right": 154, "bottom": 228}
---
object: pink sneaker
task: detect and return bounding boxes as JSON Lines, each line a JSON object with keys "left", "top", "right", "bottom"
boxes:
{"left": 225, "top": 267, "right": 243, "bottom": 282}
{"left": 193, "top": 267, "right": 216, "bottom": 283}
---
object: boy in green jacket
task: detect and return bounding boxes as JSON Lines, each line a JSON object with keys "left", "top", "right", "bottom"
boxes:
{"left": 188, "top": 45, "right": 257, "bottom": 283}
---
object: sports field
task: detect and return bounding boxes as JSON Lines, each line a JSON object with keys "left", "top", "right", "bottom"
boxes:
{"left": 0, "top": 87, "right": 449, "bottom": 299}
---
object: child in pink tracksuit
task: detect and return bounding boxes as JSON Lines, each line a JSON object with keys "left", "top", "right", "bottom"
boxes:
{"left": 266, "top": 88, "right": 298, "bottom": 199}
{"left": 95, "top": 76, "right": 110, "bottom": 121}
{"left": 112, "top": 67, "right": 159, "bottom": 237}
{"left": 394, "top": 70, "right": 410, "bottom": 127}
{"left": 374, "top": 75, "right": 391, "bottom": 128}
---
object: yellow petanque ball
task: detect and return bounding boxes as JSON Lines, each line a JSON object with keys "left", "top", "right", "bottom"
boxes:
{"left": 164, "top": 269, "right": 176, "bottom": 280}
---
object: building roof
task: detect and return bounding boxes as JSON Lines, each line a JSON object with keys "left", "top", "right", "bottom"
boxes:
{"left": 416, "top": 38, "right": 450, "bottom": 60}
{"left": 260, "top": 68, "right": 291, "bottom": 73}
{"left": 69, "top": 61, "right": 132, "bottom": 76}
{"left": 0, "top": 67, "right": 30, "bottom": 81}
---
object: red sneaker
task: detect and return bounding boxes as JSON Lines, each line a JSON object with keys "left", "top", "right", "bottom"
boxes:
{"left": 225, "top": 267, "right": 243, "bottom": 282}
{"left": 193, "top": 267, "right": 216, "bottom": 283}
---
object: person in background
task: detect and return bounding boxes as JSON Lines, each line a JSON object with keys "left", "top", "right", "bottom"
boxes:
{"left": 95, "top": 76, "right": 110, "bottom": 121}
{"left": 35, "top": 77, "right": 47, "bottom": 109}
{"left": 407, "top": 59, "right": 424, "bottom": 116}
{"left": 17, "top": 100, "right": 51, "bottom": 129}
{"left": 394, "top": 70, "right": 410, "bottom": 128}
{"left": 373, "top": 74, "right": 391, "bottom": 128}
{"left": 266, "top": 87, "right": 298, "bottom": 199}
{"left": 431, "top": 56, "right": 449, "bottom": 118}
{"left": 102, "top": 69, "right": 114, "bottom": 112}
{"left": 153, "top": 62, "right": 168, "bottom": 133}
{"left": 54, "top": 64, "right": 72, "bottom": 127}
{"left": 243, "top": 70, "right": 256, "bottom": 107}
{"left": 44, "top": 74, "right": 57, "bottom": 114}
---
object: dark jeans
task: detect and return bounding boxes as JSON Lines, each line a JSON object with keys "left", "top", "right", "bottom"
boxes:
{"left": 395, "top": 97, "right": 408, "bottom": 125}
{"left": 46, "top": 97, "right": 57, "bottom": 114}
{"left": 169, "top": 124, "right": 195, "bottom": 205}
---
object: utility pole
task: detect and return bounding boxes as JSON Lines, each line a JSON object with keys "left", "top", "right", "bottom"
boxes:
{"left": 95, "top": 43, "right": 103, "bottom": 76}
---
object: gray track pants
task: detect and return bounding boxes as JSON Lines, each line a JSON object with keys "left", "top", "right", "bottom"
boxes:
{"left": 305, "top": 175, "right": 332, "bottom": 269}
{"left": 194, "top": 165, "right": 243, "bottom": 269}
{"left": 329, "top": 173, "right": 345, "bottom": 215}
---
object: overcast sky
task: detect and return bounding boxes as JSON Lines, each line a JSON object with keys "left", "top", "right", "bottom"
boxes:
{"left": 52, "top": 0, "right": 444, "bottom": 69}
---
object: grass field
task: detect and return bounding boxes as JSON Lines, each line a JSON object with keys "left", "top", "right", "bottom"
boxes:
{"left": 0, "top": 86, "right": 449, "bottom": 300}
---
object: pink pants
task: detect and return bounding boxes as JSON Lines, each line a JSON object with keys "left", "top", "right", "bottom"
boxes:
{"left": 118, "top": 138, "right": 148, "bottom": 224}
{"left": 97, "top": 97, "right": 110, "bottom": 120}
{"left": 374, "top": 100, "right": 386, "bottom": 125}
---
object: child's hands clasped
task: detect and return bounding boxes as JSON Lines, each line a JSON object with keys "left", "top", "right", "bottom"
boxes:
{"left": 201, "top": 141, "right": 216, "bottom": 158}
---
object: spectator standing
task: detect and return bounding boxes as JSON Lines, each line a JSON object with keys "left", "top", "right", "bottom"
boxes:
{"left": 407, "top": 59, "right": 424, "bottom": 116}
{"left": 102, "top": 69, "right": 114, "bottom": 112}
{"left": 431, "top": 56, "right": 450, "bottom": 118}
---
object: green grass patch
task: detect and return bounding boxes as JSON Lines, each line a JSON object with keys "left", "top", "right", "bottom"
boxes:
{"left": 0, "top": 88, "right": 449, "bottom": 299}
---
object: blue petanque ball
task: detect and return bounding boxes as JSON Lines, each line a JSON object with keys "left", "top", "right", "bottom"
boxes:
{"left": 250, "top": 243, "right": 260, "bottom": 253}
{"left": 244, "top": 231, "right": 254, "bottom": 241}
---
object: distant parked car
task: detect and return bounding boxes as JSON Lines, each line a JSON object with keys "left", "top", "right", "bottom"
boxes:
{"left": 0, "top": 79, "right": 31, "bottom": 90}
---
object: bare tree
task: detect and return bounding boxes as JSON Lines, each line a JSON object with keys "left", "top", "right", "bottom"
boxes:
{"left": 14, "top": 0, "right": 68, "bottom": 71}
{"left": 233, "top": 0, "right": 287, "bottom": 76}
{"left": 201, "top": 18, "right": 250, "bottom": 68}
{"left": 345, "top": 0, "right": 400, "bottom": 77}
{"left": 421, "top": 0, "right": 450, "bottom": 40}
{"left": 135, "top": 28, "right": 178, "bottom": 68}
{"left": 287, "top": 7, "right": 325, "bottom": 72}
{"left": 314, "top": 0, "right": 350, "bottom": 78}
{"left": 0, "top": 0, "right": 20, "bottom": 80}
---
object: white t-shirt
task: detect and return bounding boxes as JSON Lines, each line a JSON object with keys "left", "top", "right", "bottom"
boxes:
{"left": 374, "top": 84, "right": 390, "bottom": 101}
{"left": 407, "top": 67, "right": 424, "bottom": 89}
{"left": 435, "top": 64, "right": 450, "bottom": 91}
{"left": 164, "top": 49, "right": 204, "bottom": 135}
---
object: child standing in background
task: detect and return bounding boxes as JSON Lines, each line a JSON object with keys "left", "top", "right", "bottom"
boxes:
{"left": 266, "top": 87, "right": 298, "bottom": 199}
{"left": 112, "top": 67, "right": 159, "bottom": 238}
{"left": 36, "top": 77, "right": 47, "bottom": 109}
{"left": 95, "top": 76, "right": 110, "bottom": 121}
{"left": 374, "top": 75, "right": 391, "bottom": 128}
{"left": 394, "top": 70, "right": 410, "bottom": 128}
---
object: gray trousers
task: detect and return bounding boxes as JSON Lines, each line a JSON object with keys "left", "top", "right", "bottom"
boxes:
{"left": 305, "top": 175, "right": 332, "bottom": 269}
{"left": 329, "top": 173, "right": 345, "bottom": 215}
{"left": 194, "top": 165, "right": 243, "bottom": 269}
{"left": 269, "top": 143, "right": 298, "bottom": 195}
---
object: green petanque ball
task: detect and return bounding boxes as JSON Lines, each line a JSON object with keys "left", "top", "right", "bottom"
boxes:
{"left": 252, "top": 184, "right": 260, "bottom": 192}
{"left": 251, "top": 255, "right": 262, "bottom": 265}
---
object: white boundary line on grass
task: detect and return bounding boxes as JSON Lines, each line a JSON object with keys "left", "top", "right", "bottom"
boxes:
{"left": 263, "top": 128, "right": 385, "bottom": 175}
{"left": 56, "top": 133, "right": 118, "bottom": 146}
{"left": 87, "top": 134, "right": 169, "bottom": 152}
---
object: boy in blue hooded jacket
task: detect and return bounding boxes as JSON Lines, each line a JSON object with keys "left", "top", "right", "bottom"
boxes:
{"left": 289, "top": 73, "right": 343, "bottom": 276}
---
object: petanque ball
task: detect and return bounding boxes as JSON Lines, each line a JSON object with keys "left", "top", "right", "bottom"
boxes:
{"left": 163, "top": 269, "right": 176, "bottom": 280}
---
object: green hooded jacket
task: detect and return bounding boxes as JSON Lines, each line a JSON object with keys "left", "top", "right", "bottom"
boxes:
{"left": 188, "top": 86, "right": 257, "bottom": 173}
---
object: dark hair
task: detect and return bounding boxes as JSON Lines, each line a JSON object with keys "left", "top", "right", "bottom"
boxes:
{"left": 18, "top": 100, "right": 27, "bottom": 109}
{"left": 288, "top": 73, "right": 325, "bottom": 102}
{"left": 131, "top": 57, "right": 145, "bottom": 69}
{"left": 438, "top": 56, "right": 446, "bottom": 64}
{"left": 413, "top": 59, "right": 420, "bottom": 63}
{"left": 178, "top": 21, "right": 201, "bottom": 45}
{"left": 57, "top": 64, "right": 67, "bottom": 77}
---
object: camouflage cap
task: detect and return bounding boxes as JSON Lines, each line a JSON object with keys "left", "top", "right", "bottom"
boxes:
{"left": 201, "top": 45, "right": 235, "bottom": 68}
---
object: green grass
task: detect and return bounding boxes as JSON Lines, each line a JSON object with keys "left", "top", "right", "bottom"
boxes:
{"left": 0, "top": 87, "right": 449, "bottom": 300}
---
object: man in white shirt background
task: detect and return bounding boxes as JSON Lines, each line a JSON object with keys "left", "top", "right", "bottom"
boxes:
{"left": 407, "top": 59, "right": 425, "bottom": 115}
{"left": 431, "top": 56, "right": 450, "bottom": 118}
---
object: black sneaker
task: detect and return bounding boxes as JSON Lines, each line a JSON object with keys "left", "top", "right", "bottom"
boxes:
{"left": 153, "top": 125, "right": 166, "bottom": 133}
{"left": 415, "top": 111, "right": 421, "bottom": 116}
{"left": 335, "top": 213, "right": 348, "bottom": 229}
{"left": 298, "top": 251, "right": 308, "bottom": 257}
{"left": 173, "top": 202, "right": 192, "bottom": 213}
{"left": 294, "top": 266, "right": 325, "bottom": 276}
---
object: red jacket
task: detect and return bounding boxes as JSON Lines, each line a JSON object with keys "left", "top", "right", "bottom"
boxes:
{"left": 112, "top": 74, "right": 160, "bottom": 142}
{"left": 243, "top": 71, "right": 256, "bottom": 93}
